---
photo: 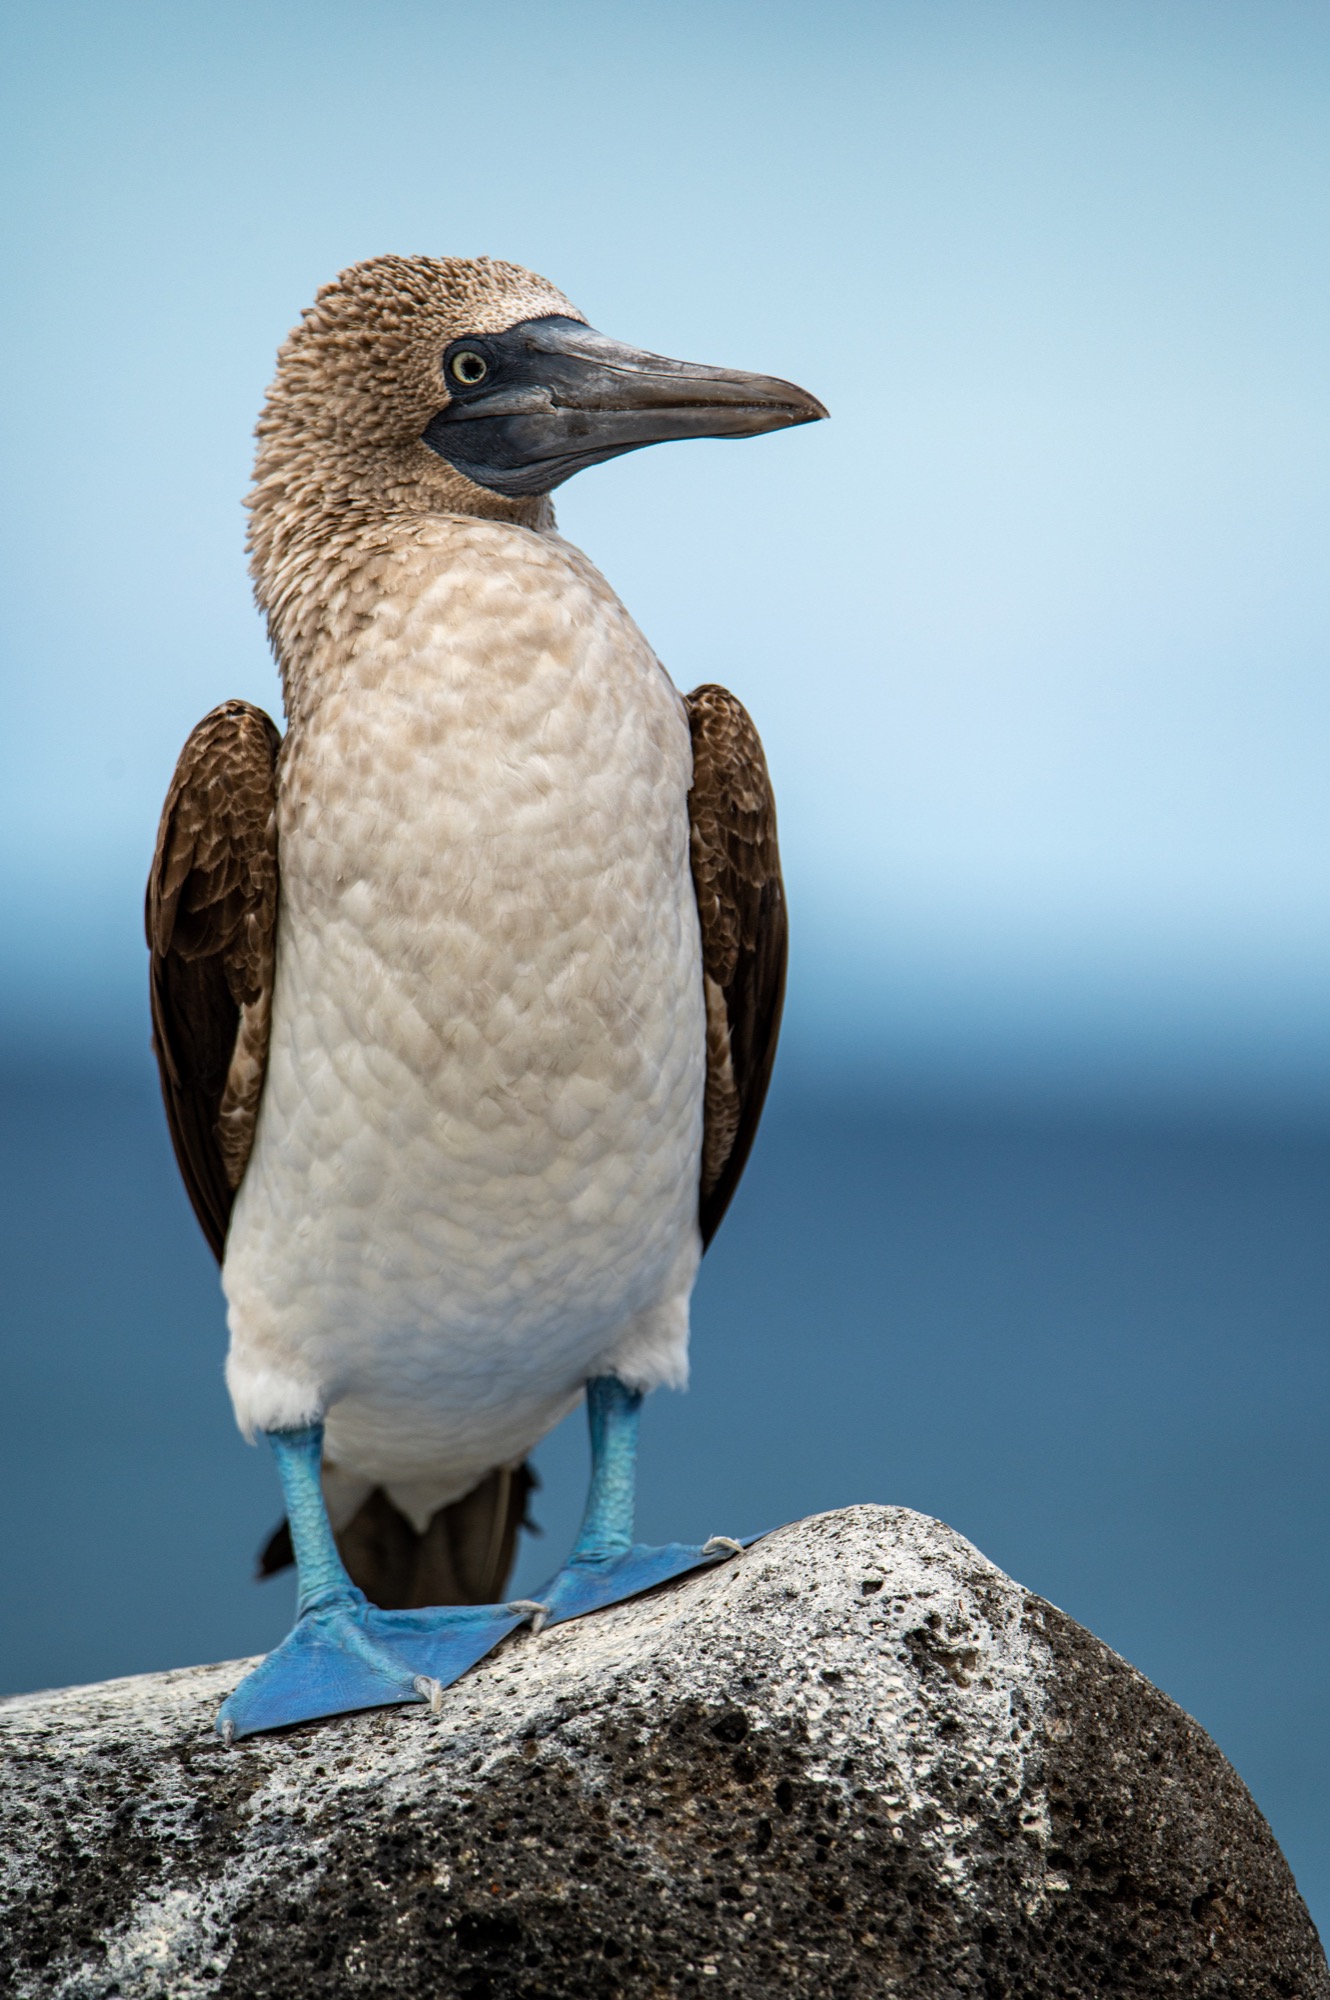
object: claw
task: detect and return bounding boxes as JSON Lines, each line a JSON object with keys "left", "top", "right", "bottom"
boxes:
{"left": 412, "top": 1675, "right": 446, "bottom": 1714}
{"left": 702, "top": 1536, "right": 744, "bottom": 1558}
{"left": 506, "top": 1599, "right": 551, "bottom": 1635}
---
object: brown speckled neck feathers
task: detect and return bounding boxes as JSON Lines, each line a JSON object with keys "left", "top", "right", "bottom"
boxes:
{"left": 247, "top": 255, "right": 581, "bottom": 687}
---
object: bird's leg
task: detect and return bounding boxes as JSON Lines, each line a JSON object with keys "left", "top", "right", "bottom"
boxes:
{"left": 271, "top": 1424, "right": 361, "bottom": 1614}
{"left": 216, "top": 1423, "right": 527, "bottom": 1742}
{"left": 572, "top": 1374, "right": 642, "bottom": 1559}
{"left": 513, "top": 1375, "right": 748, "bottom": 1633}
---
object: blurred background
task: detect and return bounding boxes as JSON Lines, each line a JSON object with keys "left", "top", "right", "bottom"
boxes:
{"left": 2, "top": 0, "right": 1327, "bottom": 1935}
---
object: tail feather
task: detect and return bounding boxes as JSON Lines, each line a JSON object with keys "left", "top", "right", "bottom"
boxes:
{"left": 256, "top": 1462, "right": 537, "bottom": 1609}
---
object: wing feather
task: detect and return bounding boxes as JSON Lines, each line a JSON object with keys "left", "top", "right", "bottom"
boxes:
{"left": 684, "top": 684, "right": 788, "bottom": 1247}
{"left": 145, "top": 699, "right": 281, "bottom": 1260}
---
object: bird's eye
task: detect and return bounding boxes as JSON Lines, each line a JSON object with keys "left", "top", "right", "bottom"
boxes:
{"left": 449, "top": 349, "right": 489, "bottom": 387}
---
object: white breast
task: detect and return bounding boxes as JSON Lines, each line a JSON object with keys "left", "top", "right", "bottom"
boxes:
{"left": 221, "top": 519, "right": 705, "bottom": 1513}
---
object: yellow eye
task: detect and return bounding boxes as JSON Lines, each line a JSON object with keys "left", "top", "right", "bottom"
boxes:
{"left": 449, "top": 350, "right": 488, "bottom": 386}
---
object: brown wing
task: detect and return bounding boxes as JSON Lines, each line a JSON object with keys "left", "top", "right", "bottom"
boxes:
{"left": 685, "top": 684, "right": 788, "bottom": 1248}
{"left": 145, "top": 699, "right": 282, "bottom": 1260}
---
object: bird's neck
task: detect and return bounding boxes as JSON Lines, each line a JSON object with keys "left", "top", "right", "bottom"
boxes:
{"left": 248, "top": 452, "right": 555, "bottom": 729}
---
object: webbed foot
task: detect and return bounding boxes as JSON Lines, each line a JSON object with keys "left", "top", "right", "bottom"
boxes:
{"left": 217, "top": 1585, "right": 525, "bottom": 1740}
{"left": 515, "top": 1534, "right": 750, "bottom": 1634}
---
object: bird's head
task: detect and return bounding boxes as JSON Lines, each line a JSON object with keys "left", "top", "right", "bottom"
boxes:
{"left": 248, "top": 255, "right": 826, "bottom": 618}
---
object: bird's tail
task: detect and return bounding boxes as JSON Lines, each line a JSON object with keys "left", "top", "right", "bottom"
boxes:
{"left": 256, "top": 1462, "right": 537, "bottom": 1609}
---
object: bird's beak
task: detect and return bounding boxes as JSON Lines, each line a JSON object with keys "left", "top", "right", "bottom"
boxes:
{"left": 422, "top": 315, "right": 828, "bottom": 497}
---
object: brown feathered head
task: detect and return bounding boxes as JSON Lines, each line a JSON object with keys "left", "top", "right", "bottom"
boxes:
{"left": 248, "top": 253, "right": 825, "bottom": 624}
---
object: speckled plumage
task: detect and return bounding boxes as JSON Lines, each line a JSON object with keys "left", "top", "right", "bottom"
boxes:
{"left": 223, "top": 514, "right": 707, "bottom": 1523}
{"left": 147, "top": 254, "right": 787, "bottom": 1563}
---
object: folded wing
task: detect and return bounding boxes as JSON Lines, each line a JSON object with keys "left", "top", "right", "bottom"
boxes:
{"left": 146, "top": 700, "right": 282, "bottom": 1259}
{"left": 685, "top": 684, "right": 788, "bottom": 1248}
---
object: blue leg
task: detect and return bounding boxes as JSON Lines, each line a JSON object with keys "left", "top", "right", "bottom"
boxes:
{"left": 517, "top": 1377, "right": 747, "bottom": 1632}
{"left": 217, "top": 1425, "right": 525, "bottom": 1742}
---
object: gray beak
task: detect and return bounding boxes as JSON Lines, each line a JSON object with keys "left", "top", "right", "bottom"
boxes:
{"left": 422, "top": 315, "right": 828, "bottom": 496}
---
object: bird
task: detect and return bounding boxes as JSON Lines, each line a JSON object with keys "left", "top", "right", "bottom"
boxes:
{"left": 145, "top": 255, "right": 825, "bottom": 1739}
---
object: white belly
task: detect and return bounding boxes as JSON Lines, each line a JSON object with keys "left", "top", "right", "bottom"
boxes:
{"left": 222, "top": 520, "right": 705, "bottom": 1511}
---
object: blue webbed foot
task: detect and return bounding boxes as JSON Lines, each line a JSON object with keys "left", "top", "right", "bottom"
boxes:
{"left": 506, "top": 1375, "right": 758, "bottom": 1635}
{"left": 218, "top": 1584, "right": 525, "bottom": 1740}
{"left": 516, "top": 1534, "right": 750, "bottom": 1634}
{"left": 220, "top": 1384, "right": 759, "bottom": 1740}
{"left": 217, "top": 1424, "right": 526, "bottom": 1741}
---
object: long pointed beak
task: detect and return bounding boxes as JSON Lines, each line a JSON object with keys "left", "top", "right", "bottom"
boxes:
{"left": 423, "top": 315, "right": 827, "bottom": 496}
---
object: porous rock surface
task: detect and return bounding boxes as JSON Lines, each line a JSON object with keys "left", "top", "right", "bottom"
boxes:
{"left": 2, "top": 1506, "right": 1324, "bottom": 1998}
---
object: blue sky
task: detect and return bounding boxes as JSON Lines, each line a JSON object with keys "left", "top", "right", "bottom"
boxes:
{"left": 2, "top": 0, "right": 1327, "bottom": 1110}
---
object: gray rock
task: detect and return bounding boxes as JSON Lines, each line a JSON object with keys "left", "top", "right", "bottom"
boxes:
{"left": 2, "top": 1506, "right": 1324, "bottom": 1998}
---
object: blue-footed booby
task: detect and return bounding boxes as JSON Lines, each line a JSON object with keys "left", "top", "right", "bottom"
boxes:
{"left": 146, "top": 255, "right": 824, "bottom": 1740}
